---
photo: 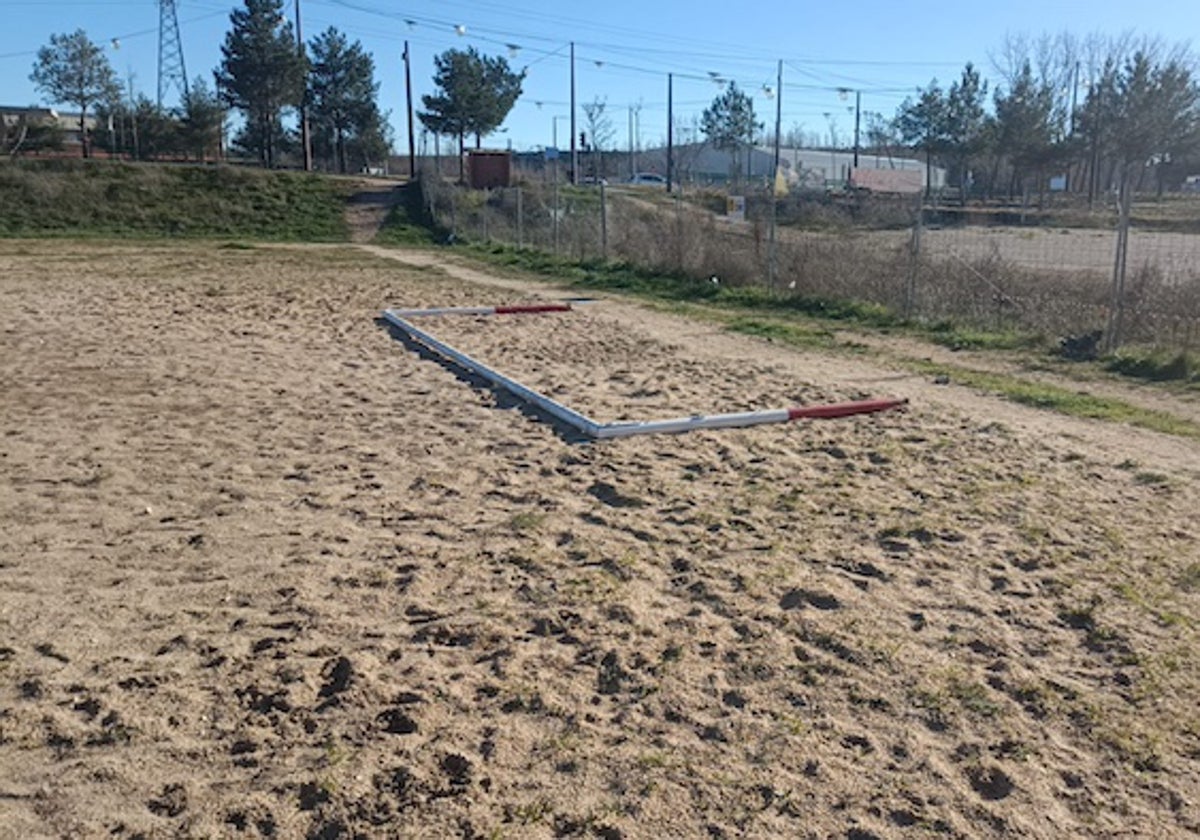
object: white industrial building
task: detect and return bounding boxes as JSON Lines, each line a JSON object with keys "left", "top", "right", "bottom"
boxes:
{"left": 633, "top": 143, "right": 945, "bottom": 192}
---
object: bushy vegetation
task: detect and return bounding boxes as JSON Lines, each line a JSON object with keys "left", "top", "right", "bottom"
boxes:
{"left": 0, "top": 159, "right": 349, "bottom": 240}
{"left": 1105, "top": 349, "right": 1197, "bottom": 382}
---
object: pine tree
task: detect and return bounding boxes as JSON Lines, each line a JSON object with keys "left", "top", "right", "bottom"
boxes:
{"left": 181, "top": 77, "right": 226, "bottom": 161}
{"left": 215, "top": 0, "right": 304, "bottom": 168}
{"left": 308, "top": 27, "right": 384, "bottom": 174}
{"left": 993, "top": 62, "right": 1060, "bottom": 199}
{"left": 30, "top": 30, "right": 120, "bottom": 158}
{"left": 419, "top": 47, "right": 524, "bottom": 180}
{"left": 895, "top": 81, "right": 949, "bottom": 197}
{"left": 701, "top": 82, "right": 760, "bottom": 186}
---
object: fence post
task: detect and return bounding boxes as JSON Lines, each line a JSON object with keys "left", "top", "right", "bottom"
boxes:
{"left": 906, "top": 199, "right": 923, "bottom": 319}
{"left": 600, "top": 182, "right": 608, "bottom": 261}
{"left": 1106, "top": 169, "right": 1132, "bottom": 352}
{"left": 516, "top": 186, "right": 524, "bottom": 249}
{"left": 675, "top": 193, "right": 684, "bottom": 272}
{"left": 553, "top": 176, "right": 561, "bottom": 256}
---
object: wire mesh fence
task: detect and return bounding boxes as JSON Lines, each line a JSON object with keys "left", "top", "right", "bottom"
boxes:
{"left": 418, "top": 171, "right": 1200, "bottom": 354}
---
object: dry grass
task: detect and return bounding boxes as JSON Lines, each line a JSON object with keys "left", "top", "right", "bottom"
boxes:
{"left": 419, "top": 179, "right": 1200, "bottom": 352}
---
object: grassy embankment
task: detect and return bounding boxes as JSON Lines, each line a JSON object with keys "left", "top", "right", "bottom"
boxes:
{"left": 0, "top": 158, "right": 350, "bottom": 240}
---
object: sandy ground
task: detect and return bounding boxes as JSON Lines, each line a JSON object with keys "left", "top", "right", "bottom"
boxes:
{"left": 2, "top": 240, "right": 1199, "bottom": 839}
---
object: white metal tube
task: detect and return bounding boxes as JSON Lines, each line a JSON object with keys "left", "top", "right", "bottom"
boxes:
{"left": 595, "top": 409, "right": 793, "bottom": 438}
{"left": 391, "top": 303, "right": 575, "bottom": 318}
{"left": 382, "top": 309, "right": 602, "bottom": 437}
{"left": 390, "top": 305, "right": 501, "bottom": 317}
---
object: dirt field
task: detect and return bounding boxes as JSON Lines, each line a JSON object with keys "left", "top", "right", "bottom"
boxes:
{"left": 1, "top": 240, "right": 1198, "bottom": 839}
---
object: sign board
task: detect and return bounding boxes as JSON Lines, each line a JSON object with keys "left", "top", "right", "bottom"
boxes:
{"left": 726, "top": 195, "right": 746, "bottom": 222}
{"left": 544, "top": 146, "right": 560, "bottom": 161}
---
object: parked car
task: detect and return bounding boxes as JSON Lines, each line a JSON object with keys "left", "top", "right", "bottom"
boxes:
{"left": 627, "top": 172, "right": 666, "bottom": 186}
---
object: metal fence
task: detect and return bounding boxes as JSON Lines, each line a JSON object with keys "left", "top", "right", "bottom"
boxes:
{"left": 419, "top": 173, "right": 1200, "bottom": 354}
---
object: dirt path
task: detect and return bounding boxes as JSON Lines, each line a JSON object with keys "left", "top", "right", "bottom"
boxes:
{"left": 344, "top": 181, "right": 404, "bottom": 243}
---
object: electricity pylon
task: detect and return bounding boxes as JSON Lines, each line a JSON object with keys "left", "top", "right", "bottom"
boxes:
{"left": 157, "top": 0, "right": 189, "bottom": 109}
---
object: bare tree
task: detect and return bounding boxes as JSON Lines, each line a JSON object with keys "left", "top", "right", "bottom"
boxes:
{"left": 581, "top": 97, "right": 614, "bottom": 180}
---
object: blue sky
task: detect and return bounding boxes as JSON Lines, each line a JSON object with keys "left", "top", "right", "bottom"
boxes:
{"left": 1, "top": 0, "right": 1197, "bottom": 153}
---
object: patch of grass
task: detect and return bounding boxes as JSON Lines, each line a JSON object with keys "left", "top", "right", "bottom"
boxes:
{"left": 921, "top": 320, "right": 1045, "bottom": 352}
{"left": 508, "top": 512, "right": 545, "bottom": 533}
{"left": 946, "top": 676, "right": 1005, "bottom": 718}
{"left": 904, "top": 358, "right": 1200, "bottom": 439}
{"left": 1105, "top": 349, "right": 1197, "bottom": 383}
{"left": 725, "top": 317, "right": 836, "bottom": 349}
{"left": 1179, "top": 563, "right": 1200, "bottom": 593}
{"left": 0, "top": 159, "right": 350, "bottom": 240}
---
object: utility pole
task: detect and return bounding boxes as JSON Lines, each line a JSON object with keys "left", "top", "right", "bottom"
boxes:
{"left": 772, "top": 62, "right": 783, "bottom": 188}
{"left": 768, "top": 60, "right": 782, "bottom": 293}
{"left": 570, "top": 41, "right": 578, "bottom": 185}
{"left": 627, "top": 106, "right": 635, "bottom": 177}
{"left": 628, "top": 102, "right": 642, "bottom": 177}
{"left": 852, "top": 90, "right": 861, "bottom": 169}
{"left": 667, "top": 73, "right": 674, "bottom": 192}
{"left": 404, "top": 41, "right": 416, "bottom": 178}
{"left": 294, "top": 0, "right": 312, "bottom": 171}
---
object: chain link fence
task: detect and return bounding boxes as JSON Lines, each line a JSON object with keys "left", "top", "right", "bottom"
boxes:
{"left": 417, "top": 171, "right": 1200, "bottom": 355}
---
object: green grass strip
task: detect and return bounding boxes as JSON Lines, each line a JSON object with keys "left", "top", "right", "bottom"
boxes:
{"left": 902, "top": 359, "right": 1200, "bottom": 439}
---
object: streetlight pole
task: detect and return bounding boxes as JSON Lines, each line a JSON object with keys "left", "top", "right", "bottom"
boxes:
{"left": 569, "top": 41, "right": 578, "bottom": 185}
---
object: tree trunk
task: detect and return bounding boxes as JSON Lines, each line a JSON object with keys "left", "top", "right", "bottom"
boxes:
{"left": 79, "top": 111, "right": 89, "bottom": 159}
{"left": 458, "top": 132, "right": 465, "bottom": 183}
{"left": 987, "top": 155, "right": 1002, "bottom": 200}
